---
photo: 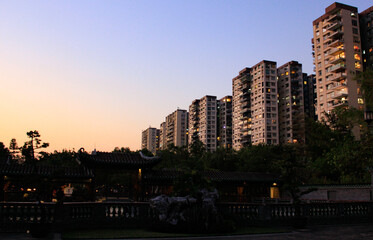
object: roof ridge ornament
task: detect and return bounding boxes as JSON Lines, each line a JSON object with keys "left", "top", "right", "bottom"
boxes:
{"left": 139, "top": 151, "right": 159, "bottom": 160}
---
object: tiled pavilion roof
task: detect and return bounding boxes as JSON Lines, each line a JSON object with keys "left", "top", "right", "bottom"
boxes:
{"left": 77, "top": 150, "right": 161, "bottom": 169}
{"left": 143, "top": 169, "right": 280, "bottom": 183}
{"left": 0, "top": 163, "right": 94, "bottom": 178}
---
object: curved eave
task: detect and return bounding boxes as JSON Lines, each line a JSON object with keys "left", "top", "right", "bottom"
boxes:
{"left": 77, "top": 152, "right": 161, "bottom": 170}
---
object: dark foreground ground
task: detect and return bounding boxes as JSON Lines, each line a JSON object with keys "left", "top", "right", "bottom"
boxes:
{"left": 1, "top": 223, "right": 373, "bottom": 240}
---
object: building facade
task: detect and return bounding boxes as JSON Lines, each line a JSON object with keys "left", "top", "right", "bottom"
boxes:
{"left": 232, "top": 68, "right": 252, "bottom": 150}
{"left": 312, "top": 2, "right": 364, "bottom": 121}
{"left": 159, "top": 122, "right": 167, "bottom": 150}
{"left": 217, "top": 96, "right": 232, "bottom": 148}
{"left": 250, "top": 61, "right": 279, "bottom": 145}
{"left": 141, "top": 127, "right": 160, "bottom": 155}
{"left": 189, "top": 95, "right": 217, "bottom": 152}
{"left": 360, "top": 6, "right": 373, "bottom": 70}
{"left": 232, "top": 60, "right": 279, "bottom": 150}
{"left": 278, "top": 61, "right": 305, "bottom": 144}
{"left": 303, "top": 74, "right": 317, "bottom": 120}
{"left": 164, "top": 109, "right": 188, "bottom": 149}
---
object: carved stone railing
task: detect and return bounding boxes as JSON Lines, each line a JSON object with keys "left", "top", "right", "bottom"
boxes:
{"left": 0, "top": 202, "right": 55, "bottom": 224}
{"left": 0, "top": 201, "right": 372, "bottom": 230}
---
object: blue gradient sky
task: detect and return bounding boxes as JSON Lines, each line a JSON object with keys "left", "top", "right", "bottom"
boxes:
{"left": 1, "top": 0, "right": 372, "bottom": 152}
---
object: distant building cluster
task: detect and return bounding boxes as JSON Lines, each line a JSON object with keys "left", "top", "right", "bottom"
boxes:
{"left": 142, "top": 2, "right": 373, "bottom": 155}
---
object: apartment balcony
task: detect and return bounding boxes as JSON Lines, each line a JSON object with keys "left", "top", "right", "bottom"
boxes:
{"left": 240, "top": 127, "right": 251, "bottom": 133}
{"left": 241, "top": 77, "right": 251, "bottom": 84}
{"left": 329, "top": 72, "right": 347, "bottom": 82}
{"left": 329, "top": 30, "right": 343, "bottom": 40}
{"left": 330, "top": 47, "right": 344, "bottom": 56}
{"left": 330, "top": 63, "right": 346, "bottom": 72}
{"left": 330, "top": 55, "right": 346, "bottom": 65}
{"left": 329, "top": 38, "right": 344, "bottom": 48}
{"left": 327, "top": 12, "right": 341, "bottom": 22}
{"left": 332, "top": 100, "right": 348, "bottom": 107}
{"left": 240, "top": 108, "right": 251, "bottom": 114}
{"left": 327, "top": 82, "right": 347, "bottom": 93}
{"left": 331, "top": 90, "right": 348, "bottom": 100}
{"left": 327, "top": 21, "right": 342, "bottom": 31}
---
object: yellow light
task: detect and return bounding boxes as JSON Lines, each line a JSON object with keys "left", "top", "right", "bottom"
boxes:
{"left": 27, "top": 188, "right": 32, "bottom": 192}
{"left": 273, "top": 183, "right": 277, "bottom": 186}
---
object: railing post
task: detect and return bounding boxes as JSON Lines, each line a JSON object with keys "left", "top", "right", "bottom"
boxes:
{"left": 92, "top": 203, "right": 107, "bottom": 225}
{"left": 258, "top": 204, "right": 271, "bottom": 222}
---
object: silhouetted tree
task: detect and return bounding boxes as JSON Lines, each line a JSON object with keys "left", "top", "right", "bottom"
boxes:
{"left": 0, "top": 142, "right": 10, "bottom": 163}
{"left": 113, "top": 147, "right": 131, "bottom": 153}
{"left": 355, "top": 69, "right": 373, "bottom": 109}
{"left": 21, "top": 130, "right": 49, "bottom": 164}
{"left": 9, "top": 138, "right": 21, "bottom": 163}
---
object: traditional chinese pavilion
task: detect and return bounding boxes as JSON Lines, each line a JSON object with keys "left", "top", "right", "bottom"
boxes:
{"left": 0, "top": 149, "right": 280, "bottom": 202}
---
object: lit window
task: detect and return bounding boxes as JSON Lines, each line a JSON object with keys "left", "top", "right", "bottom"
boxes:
{"left": 358, "top": 98, "right": 364, "bottom": 104}
{"left": 354, "top": 54, "right": 361, "bottom": 60}
{"left": 354, "top": 45, "right": 360, "bottom": 51}
{"left": 355, "top": 62, "right": 361, "bottom": 69}
{"left": 304, "top": 81, "right": 307, "bottom": 85}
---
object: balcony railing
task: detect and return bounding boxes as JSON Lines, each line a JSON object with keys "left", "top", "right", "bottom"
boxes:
{"left": 329, "top": 30, "right": 343, "bottom": 40}
{"left": 333, "top": 100, "right": 348, "bottom": 107}
{"left": 329, "top": 72, "right": 347, "bottom": 82}
{"left": 330, "top": 63, "right": 346, "bottom": 72}
{"left": 326, "top": 21, "right": 342, "bottom": 31}
{"left": 327, "top": 82, "right": 347, "bottom": 92}
{"left": 330, "top": 47, "right": 344, "bottom": 56}
{"left": 331, "top": 90, "right": 348, "bottom": 99}
{"left": 327, "top": 12, "right": 341, "bottom": 22}
{"left": 329, "top": 38, "right": 344, "bottom": 48}
{"left": 330, "top": 56, "right": 346, "bottom": 64}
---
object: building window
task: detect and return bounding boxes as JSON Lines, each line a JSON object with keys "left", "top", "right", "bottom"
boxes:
{"left": 352, "top": 20, "right": 357, "bottom": 26}
{"left": 355, "top": 62, "right": 361, "bottom": 69}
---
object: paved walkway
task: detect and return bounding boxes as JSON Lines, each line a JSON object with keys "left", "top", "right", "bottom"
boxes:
{"left": 1, "top": 224, "right": 373, "bottom": 240}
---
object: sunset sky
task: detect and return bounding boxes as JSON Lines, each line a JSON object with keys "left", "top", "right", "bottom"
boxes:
{"left": 1, "top": 0, "right": 372, "bottom": 152}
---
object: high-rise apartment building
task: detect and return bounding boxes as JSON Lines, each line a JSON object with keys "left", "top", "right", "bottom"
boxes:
{"left": 141, "top": 127, "right": 160, "bottom": 155}
{"left": 232, "top": 68, "right": 251, "bottom": 150}
{"left": 251, "top": 61, "right": 279, "bottom": 146}
{"left": 232, "top": 60, "right": 279, "bottom": 150}
{"left": 164, "top": 109, "right": 188, "bottom": 148}
{"left": 302, "top": 74, "right": 317, "bottom": 120}
{"left": 278, "top": 61, "right": 305, "bottom": 144}
{"left": 360, "top": 6, "right": 373, "bottom": 70}
{"left": 188, "top": 95, "right": 217, "bottom": 152}
{"left": 159, "top": 122, "right": 167, "bottom": 150}
{"left": 312, "top": 2, "right": 364, "bottom": 121}
{"left": 217, "top": 96, "right": 232, "bottom": 148}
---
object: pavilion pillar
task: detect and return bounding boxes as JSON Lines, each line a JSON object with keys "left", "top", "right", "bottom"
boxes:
{"left": 132, "top": 169, "right": 142, "bottom": 202}
{"left": 0, "top": 176, "right": 4, "bottom": 201}
{"left": 87, "top": 178, "right": 95, "bottom": 201}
